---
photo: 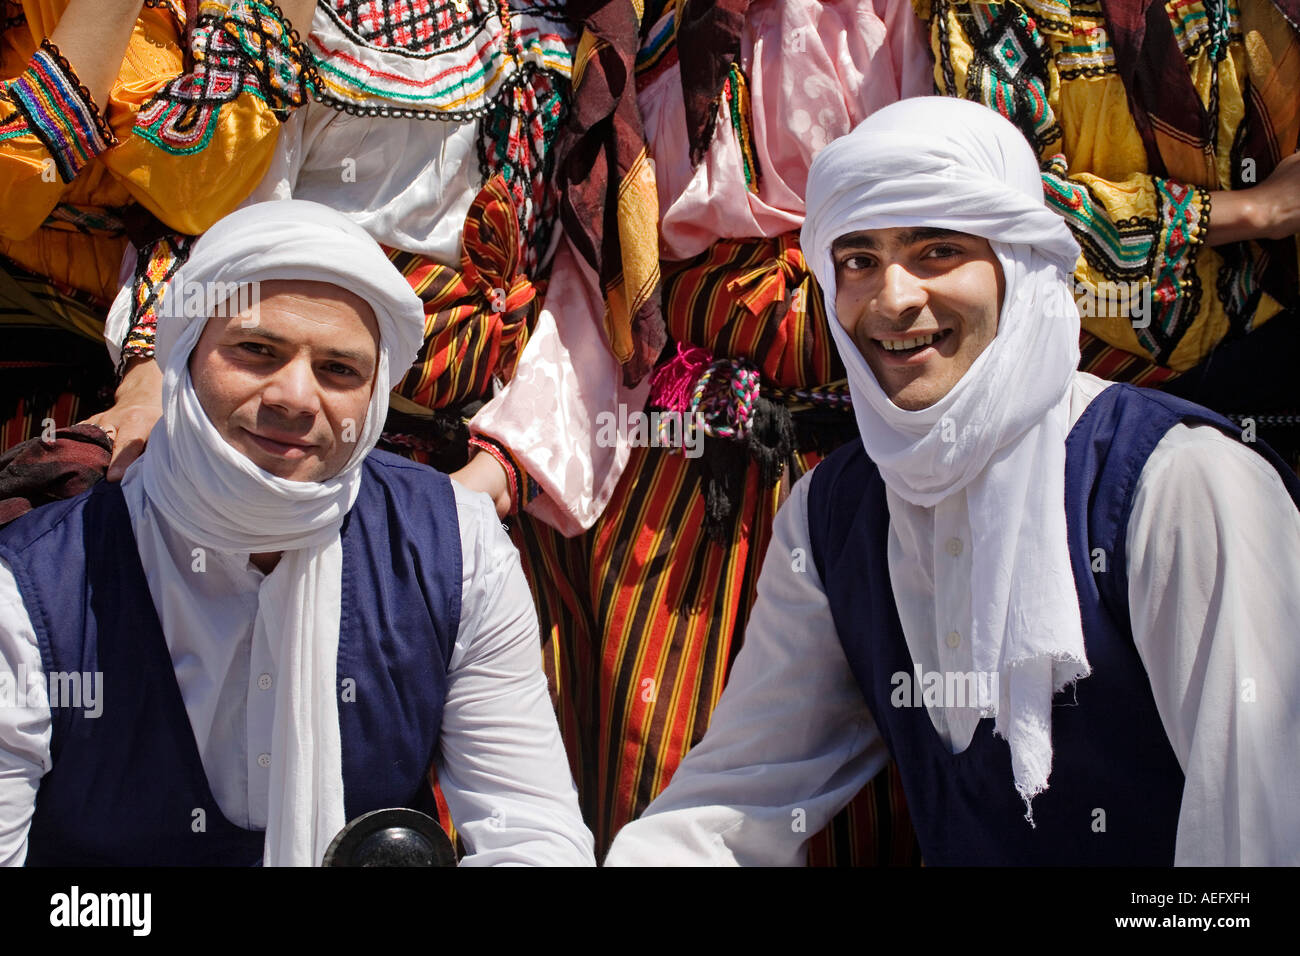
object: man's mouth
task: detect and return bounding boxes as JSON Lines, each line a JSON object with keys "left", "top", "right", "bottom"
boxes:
{"left": 243, "top": 428, "right": 316, "bottom": 458}
{"left": 873, "top": 328, "right": 952, "bottom": 358}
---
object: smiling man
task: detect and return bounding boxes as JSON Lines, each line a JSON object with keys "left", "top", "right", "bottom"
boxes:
{"left": 0, "top": 200, "right": 594, "bottom": 866}
{"left": 604, "top": 98, "right": 1300, "bottom": 866}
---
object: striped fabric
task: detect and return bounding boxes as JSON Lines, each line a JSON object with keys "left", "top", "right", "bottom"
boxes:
{"left": 386, "top": 175, "right": 540, "bottom": 418}
{"left": 1079, "top": 329, "right": 1180, "bottom": 388}
{"left": 512, "top": 231, "right": 921, "bottom": 863}
{"left": 0, "top": 393, "right": 98, "bottom": 454}
{"left": 660, "top": 232, "right": 841, "bottom": 389}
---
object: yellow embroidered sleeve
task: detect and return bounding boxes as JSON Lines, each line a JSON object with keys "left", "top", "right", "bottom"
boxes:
{"left": 0, "top": 33, "right": 117, "bottom": 239}
{"left": 102, "top": 0, "right": 312, "bottom": 236}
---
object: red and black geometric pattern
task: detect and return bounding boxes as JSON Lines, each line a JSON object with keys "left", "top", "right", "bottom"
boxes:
{"left": 322, "top": 0, "right": 488, "bottom": 55}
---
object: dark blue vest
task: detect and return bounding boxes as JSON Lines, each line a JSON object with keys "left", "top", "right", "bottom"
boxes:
{"left": 0, "top": 450, "right": 462, "bottom": 866}
{"left": 807, "top": 384, "right": 1300, "bottom": 865}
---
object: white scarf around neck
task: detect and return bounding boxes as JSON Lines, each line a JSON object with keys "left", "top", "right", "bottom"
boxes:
{"left": 801, "top": 97, "right": 1088, "bottom": 817}
{"left": 107, "top": 200, "right": 424, "bottom": 863}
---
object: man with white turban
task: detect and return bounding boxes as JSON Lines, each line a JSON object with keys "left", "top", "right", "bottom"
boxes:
{"left": 0, "top": 200, "right": 595, "bottom": 866}
{"left": 605, "top": 97, "right": 1300, "bottom": 866}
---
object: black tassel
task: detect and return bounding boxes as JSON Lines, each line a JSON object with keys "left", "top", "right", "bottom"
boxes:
{"left": 744, "top": 395, "right": 794, "bottom": 489}
{"left": 695, "top": 434, "right": 749, "bottom": 547}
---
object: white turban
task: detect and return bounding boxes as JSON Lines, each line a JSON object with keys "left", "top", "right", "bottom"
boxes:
{"left": 801, "top": 97, "right": 1087, "bottom": 817}
{"left": 107, "top": 200, "right": 425, "bottom": 864}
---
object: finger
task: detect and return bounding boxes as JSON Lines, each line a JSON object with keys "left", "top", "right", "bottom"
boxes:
{"left": 75, "top": 417, "right": 115, "bottom": 442}
{"left": 105, "top": 434, "right": 145, "bottom": 482}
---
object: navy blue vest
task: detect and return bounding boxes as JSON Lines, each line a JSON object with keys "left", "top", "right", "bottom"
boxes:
{"left": 0, "top": 450, "right": 462, "bottom": 866}
{"left": 808, "top": 384, "right": 1300, "bottom": 865}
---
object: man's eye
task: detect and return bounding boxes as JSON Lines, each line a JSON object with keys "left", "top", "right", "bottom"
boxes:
{"left": 838, "top": 254, "right": 876, "bottom": 271}
{"left": 925, "top": 244, "right": 963, "bottom": 259}
{"left": 325, "top": 363, "right": 359, "bottom": 378}
{"left": 238, "top": 342, "right": 272, "bottom": 356}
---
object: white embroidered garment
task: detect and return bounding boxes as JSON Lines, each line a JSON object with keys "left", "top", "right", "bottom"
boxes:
{"left": 242, "top": 2, "right": 574, "bottom": 261}
{"left": 307, "top": 0, "right": 571, "bottom": 114}
{"left": 800, "top": 96, "right": 1087, "bottom": 813}
{"left": 106, "top": 199, "right": 424, "bottom": 865}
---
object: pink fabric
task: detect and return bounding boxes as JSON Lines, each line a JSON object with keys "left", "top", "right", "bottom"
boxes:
{"left": 470, "top": 236, "right": 651, "bottom": 537}
{"left": 644, "top": 0, "right": 934, "bottom": 261}
{"left": 474, "top": 0, "right": 933, "bottom": 534}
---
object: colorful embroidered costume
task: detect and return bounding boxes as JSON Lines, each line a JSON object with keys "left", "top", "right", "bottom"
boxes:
{"left": 915, "top": 0, "right": 1300, "bottom": 421}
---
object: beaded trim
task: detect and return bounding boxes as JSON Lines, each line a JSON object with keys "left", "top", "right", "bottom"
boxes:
{"left": 307, "top": 0, "right": 572, "bottom": 118}
{"left": 6, "top": 39, "right": 118, "bottom": 182}
{"left": 1225, "top": 414, "right": 1300, "bottom": 427}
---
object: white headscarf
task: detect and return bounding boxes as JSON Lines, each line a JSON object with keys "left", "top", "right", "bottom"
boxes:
{"left": 801, "top": 97, "right": 1087, "bottom": 817}
{"left": 107, "top": 200, "right": 424, "bottom": 864}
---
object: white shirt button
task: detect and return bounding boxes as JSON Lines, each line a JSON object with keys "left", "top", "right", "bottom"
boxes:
{"left": 257, "top": 753, "right": 271, "bottom": 769}
{"left": 257, "top": 673, "right": 272, "bottom": 691}
{"left": 945, "top": 630, "right": 961, "bottom": 649}
{"left": 946, "top": 537, "right": 963, "bottom": 557}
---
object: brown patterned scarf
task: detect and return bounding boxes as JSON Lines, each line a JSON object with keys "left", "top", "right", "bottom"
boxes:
{"left": 556, "top": 0, "right": 751, "bottom": 385}
{"left": 557, "top": 0, "right": 665, "bottom": 386}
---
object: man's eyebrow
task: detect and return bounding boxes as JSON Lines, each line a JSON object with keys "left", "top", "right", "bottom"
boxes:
{"left": 899, "top": 227, "right": 967, "bottom": 245}
{"left": 832, "top": 231, "right": 878, "bottom": 251}
{"left": 831, "top": 227, "right": 970, "bottom": 252}
{"left": 227, "top": 325, "right": 375, "bottom": 366}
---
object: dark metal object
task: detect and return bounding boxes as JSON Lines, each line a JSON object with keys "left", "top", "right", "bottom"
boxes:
{"left": 322, "top": 808, "right": 456, "bottom": 867}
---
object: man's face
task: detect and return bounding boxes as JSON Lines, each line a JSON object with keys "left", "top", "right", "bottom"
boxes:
{"left": 832, "top": 227, "right": 1005, "bottom": 411}
{"left": 189, "top": 280, "right": 380, "bottom": 482}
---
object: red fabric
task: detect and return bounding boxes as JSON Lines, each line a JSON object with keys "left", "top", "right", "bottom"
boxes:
{"left": 0, "top": 423, "right": 110, "bottom": 526}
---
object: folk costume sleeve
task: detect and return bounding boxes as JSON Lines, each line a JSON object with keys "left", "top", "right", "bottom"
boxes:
{"left": 106, "top": 0, "right": 316, "bottom": 236}
{"left": 0, "top": 36, "right": 118, "bottom": 240}
{"left": 915, "top": 0, "right": 1281, "bottom": 381}
{"left": 603, "top": 473, "right": 890, "bottom": 866}
{"left": 1, "top": 0, "right": 310, "bottom": 306}
{"left": 1126, "top": 423, "right": 1300, "bottom": 866}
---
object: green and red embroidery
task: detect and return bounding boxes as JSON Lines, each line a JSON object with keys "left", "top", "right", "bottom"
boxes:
{"left": 134, "top": 1, "right": 314, "bottom": 156}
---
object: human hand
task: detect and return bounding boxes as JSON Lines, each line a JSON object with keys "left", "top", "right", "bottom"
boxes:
{"left": 80, "top": 356, "right": 162, "bottom": 481}
{"left": 1250, "top": 150, "right": 1300, "bottom": 241}
{"left": 1208, "top": 150, "right": 1300, "bottom": 246}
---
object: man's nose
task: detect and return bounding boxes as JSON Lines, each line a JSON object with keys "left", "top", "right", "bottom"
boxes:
{"left": 261, "top": 355, "right": 320, "bottom": 417}
{"left": 875, "top": 261, "right": 926, "bottom": 321}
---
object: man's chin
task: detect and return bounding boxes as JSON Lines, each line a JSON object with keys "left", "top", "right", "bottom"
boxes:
{"left": 869, "top": 368, "right": 948, "bottom": 411}
{"left": 234, "top": 439, "right": 334, "bottom": 483}
{"left": 888, "top": 388, "right": 945, "bottom": 411}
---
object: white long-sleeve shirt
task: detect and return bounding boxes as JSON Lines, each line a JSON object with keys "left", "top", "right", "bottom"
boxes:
{"left": 605, "top": 373, "right": 1300, "bottom": 866}
{"left": 0, "top": 468, "right": 595, "bottom": 867}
